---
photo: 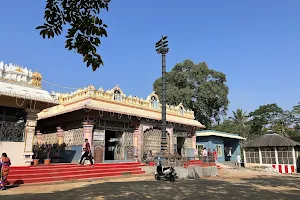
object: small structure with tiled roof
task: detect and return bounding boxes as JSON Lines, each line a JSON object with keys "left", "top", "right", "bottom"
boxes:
{"left": 243, "top": 131, "right": 300, "bottom": 173}
{"left": 196, "top": 130, "right": 246, "bottom": 163}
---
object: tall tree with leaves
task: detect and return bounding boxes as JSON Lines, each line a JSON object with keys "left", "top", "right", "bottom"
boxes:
{"left": 153, "top": 59, "right": 229, "bottom": 127}
{"left": 248, "top": 103, "right": 284, "bottom": 135}
{"left": 230, "top": 109, "right": 248, "bottom": 125}
{"left": 37, "top": 0, "right": 111, "bottom": 71}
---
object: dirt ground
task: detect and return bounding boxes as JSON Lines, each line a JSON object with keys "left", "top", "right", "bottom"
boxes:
{"left": 1, "top": 167, "right": 300, "bottom": 200}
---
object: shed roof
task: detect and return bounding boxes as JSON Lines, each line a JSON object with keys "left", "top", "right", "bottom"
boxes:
{"left": 243, "top": 132, "right": 300, "bottom": 148}
{"left": 196, "top": 130, "right": 246, "bottom": 140}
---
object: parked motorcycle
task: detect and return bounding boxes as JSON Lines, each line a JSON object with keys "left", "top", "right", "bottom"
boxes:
{"left": 155, "top": 162, "right": 177, "bottom": 182}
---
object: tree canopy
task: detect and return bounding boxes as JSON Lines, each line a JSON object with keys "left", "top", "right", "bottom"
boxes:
{"left": 37, "top": 0, "right": 111, "bottom": 71}
{"left": 153, "top": 59, "right": 229, "bottom": 127}
{"left": 213, "top": 103, "right": 300, "bottom": 142}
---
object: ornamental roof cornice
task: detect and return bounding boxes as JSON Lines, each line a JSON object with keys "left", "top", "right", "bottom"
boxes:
{"left": 53, "top": 85, "right": 195, "bottom": 119}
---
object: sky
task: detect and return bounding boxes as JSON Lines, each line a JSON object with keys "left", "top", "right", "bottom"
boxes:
{"left": 0, "top": 0, "right": 300, "bottom": 117}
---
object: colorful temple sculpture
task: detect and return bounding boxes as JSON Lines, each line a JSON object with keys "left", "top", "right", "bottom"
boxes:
{"left": 0, "top": 61, "right": 204, "bottom": 166}
{"left": 0, "top": 61, "right": 59, "bottom": 166}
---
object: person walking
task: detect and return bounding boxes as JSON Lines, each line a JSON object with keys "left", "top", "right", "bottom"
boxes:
{"left": 79, "top": 139, "right": 94, "bottom": 166}
{"left": 236, "top": 154, "right": 241, "bottom": 170}
{"left": 0, "top": 153, "right": 11, "bottom": 190}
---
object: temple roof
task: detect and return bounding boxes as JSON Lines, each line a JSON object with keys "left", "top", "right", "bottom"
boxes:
{"left": 243, "top": 132, "right": 300, "bottom": 148}
{"left": 0, "top": 61, "right": 58, "bottom": 104}
{"left": 196, "top": 130, "right": 246, "bottom": 140}
{"left": 38, "top": 85, "right": 204, "bottom": 128}
{"left": 0, "top": 81, "right": 59, "bottom": 104}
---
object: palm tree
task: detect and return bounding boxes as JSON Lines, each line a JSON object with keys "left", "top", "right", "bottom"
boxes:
{"left": 230, "top": 109, "right": 248, "bottom": 125}
{"left": 229, "top": 109, "right": 250, "bottom": 139}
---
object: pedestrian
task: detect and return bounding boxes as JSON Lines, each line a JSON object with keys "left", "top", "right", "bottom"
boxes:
{"left": 213, "top": 149, "right": 218, "bottom": 163}
{"left": 79, "top": 139, "right": 94, "bottom": 166}
{"left": 227, "top": 148, "right": 232, "bottom": 161}
{"left": 236, "top": 154, "right": 241, "bottom": 170}
{"left": 0, "top": 153, "right": 11, "bottom": 190}
{"left": 202, "top": 148, "right": 208, "bottom": 163}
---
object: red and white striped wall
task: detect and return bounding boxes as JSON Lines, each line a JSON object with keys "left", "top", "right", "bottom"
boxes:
{"left": 272, "top": 164, "right": 295, "bottom": 174}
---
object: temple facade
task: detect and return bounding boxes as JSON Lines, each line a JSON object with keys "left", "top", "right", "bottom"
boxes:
{"left": 36, "top": 85, "right": 204, "bottom": 164}
{"left": 0, "top": 61, "right": 204, "bottom": 166}
{"left": 0, "top": 61, "right": 58, "bottom": 166}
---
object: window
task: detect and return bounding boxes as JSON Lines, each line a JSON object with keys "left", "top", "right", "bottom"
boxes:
{"left": 277, "top": 147, "right": 294, "bottom": 165}
{"left": 261, "top": 147, "right": 275, "bottom": 164}
{"left": 150, "top": 96, "right": 158, "bottom": 109}
{"left": 245, "top": 148, "right": 260, "bottom": 163}
{"left": 216, "top": 145, "right": 222, "bottom": 157}
{"left": 114, "top": 90, "right": 121, "bottom": 101}
{"left": 197, "top": 144, "right": 204, "bottom": 156}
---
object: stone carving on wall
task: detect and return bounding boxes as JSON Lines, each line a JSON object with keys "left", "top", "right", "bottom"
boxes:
{"left": 142, "top": 128, "right": 170, "bottom": 156}
{"left": 37, "top": 128, "right": 84, "bottom": 146}
{"left": 42, "top": 132, "right": 58, "bottom": 145}
{"left": 182, "top": 138, "right": 193, "bottom": 157}
{"left": 63, "top": 128, "right": 84, "bottom": 146}
{"left": 0, "top": 121, "right": 25, "bottom": 142}
{"left": 24, "top": 127, "right": 35, "bottom": 152}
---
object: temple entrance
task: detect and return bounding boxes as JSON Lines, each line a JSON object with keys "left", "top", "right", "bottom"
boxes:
{"left": 105, "top": 130, "right": 116, "bottom": 160}
{"left": 177, "top": 137, "right": 185, "bottom": 156}
{"left": 104, "top": 130, "right": 123, "bottom": 160}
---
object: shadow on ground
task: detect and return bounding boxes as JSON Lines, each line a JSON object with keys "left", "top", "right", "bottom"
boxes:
{"left": 1, "top": 176, "right": 300, "bottom": 200}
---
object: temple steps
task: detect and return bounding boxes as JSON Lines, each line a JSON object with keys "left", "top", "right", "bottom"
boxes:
{"left": 8, "top": 162, "right": 146, "bottom": 185}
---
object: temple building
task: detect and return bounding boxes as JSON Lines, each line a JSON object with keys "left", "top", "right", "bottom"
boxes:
{"left": 36, "top": 85, "right": 204, "bottom": 163}
{"left": 0, "top": 61, "right": 58, "bottom": 166}
{"left": 0, "top": 61, "right": 204, "bottom": 166}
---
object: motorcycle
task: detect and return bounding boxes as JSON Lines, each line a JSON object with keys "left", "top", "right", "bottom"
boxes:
{"left": 155, "top": 162, "right": 177, "bottom": 182}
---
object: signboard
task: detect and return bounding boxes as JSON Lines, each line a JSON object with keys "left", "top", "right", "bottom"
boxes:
{"left": 94, "top": 130, "right": 105, "bottom": 141}
{"left": 126, "top": 147, "right": 134, "bottom": 160}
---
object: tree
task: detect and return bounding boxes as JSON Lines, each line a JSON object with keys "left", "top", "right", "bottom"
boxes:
{"left": 37, "top": 0, "right": 111, "bottom": 71}
{"left": 213, "top": 109, "right": 251, "bottom": 139}
{"left": 153, "top": 59, "right": 229, "bottom": 127}
{"left": 230, "top": 109, "right": 248, "bottom": 125}
{"left": 248, "top": 103, "right": 283, "bottom": 135}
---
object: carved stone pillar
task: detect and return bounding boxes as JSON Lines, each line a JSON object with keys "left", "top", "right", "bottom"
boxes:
{"left": 57, "top": 126, "right": 64, "bottom": 145}
{"left": 82, "top": 115, "right": 95, "bottom": 147}
{"left": 83, "top": 123, "right": 94, "bottom": 149}
{"left": 36, "top": 130, "right": 42, "bottom": 144}
{"left": 167, "top": 128, "right": 173, "bottom": 154}
{"left": 24, "top": 109, "right": 39, "bottom": 166}
{"left": 133, "top": 128, "right": 139, "bottom": 157}
{"left": 192, "top": 134, "right": 197, "bottom": 157}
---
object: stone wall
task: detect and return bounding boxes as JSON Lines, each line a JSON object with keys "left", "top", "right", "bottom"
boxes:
{"left": 141, "top": 166, "right": 218, "bottom": 179}
{"left": 33, "top": 128, "right": 84, "bottom": 146}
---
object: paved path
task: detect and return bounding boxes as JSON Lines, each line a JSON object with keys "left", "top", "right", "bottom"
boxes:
{"left": 1, "top": 170, "right": 300, "bottom": 200}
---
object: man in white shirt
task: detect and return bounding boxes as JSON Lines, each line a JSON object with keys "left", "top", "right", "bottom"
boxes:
{"left": 236, "top": 154, "right": 241, "bottom": 170}
{"left": 202, "top": 148, "right": 208, "bottom": 163}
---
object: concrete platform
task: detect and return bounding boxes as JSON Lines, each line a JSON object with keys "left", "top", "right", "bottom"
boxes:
{"left": 141, "top": 166, "right": 218, "bottom": 179}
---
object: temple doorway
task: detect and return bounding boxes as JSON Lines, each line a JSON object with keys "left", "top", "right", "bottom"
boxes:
{"left": 105, "top": 130, "right": 116, "bottom": 160}
{"left": 177, "top": 137, "right": 185, "bottom": 156}
{"left": 104, "top": 130, "right": 123, "bottom": 160}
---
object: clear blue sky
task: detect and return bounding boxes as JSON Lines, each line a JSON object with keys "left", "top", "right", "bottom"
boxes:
{"left": 0, "top": 0, "right": 299, "bottom": 117}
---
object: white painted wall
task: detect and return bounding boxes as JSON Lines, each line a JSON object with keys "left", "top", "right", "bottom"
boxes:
{"left": 0, "top": 142, "right": 26, "bottom": 166}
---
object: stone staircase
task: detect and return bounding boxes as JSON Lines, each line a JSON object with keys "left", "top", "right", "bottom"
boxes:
{"left": 8, "top": 162, "right": 146, "bottom": 185}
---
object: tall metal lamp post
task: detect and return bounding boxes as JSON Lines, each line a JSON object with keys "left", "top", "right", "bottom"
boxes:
{"left": 155, "top": 36, "right": 169, "bottom": 156}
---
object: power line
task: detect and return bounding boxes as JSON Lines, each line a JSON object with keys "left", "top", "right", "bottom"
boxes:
{"left": 42, "top": 79, "right": 86, "bottom": 90}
